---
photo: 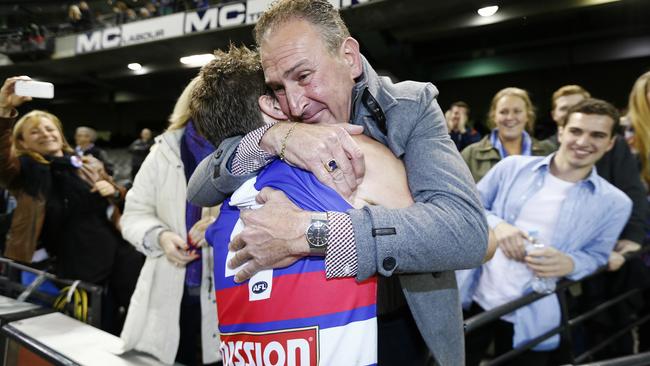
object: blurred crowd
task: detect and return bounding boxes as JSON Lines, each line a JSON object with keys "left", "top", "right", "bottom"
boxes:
{"left": 69, "top": 0, "right": 216, "bottom": 31}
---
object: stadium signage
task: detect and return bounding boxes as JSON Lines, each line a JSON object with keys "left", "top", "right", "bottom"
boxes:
{"left": 75, "top": 0, "right": 371, "bottom": 54}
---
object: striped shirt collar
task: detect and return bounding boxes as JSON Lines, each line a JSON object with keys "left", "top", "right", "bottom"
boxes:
{"left": 490, "top": 129, "right": 532, "bottom": 158}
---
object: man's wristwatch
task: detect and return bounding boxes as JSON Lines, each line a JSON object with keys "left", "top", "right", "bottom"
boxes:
{"left": 306, "top": 212, "right": 330, "bottom": 255}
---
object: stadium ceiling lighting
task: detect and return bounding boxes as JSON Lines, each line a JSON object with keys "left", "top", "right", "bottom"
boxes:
{"left": 127, "top": 63, "right": 142, "bottom": 71}
{"left": 180, "top": 54, "right": 215, "bottom": 67}
{"left": 477, "top": 5, "right": 499, "bottom": 17}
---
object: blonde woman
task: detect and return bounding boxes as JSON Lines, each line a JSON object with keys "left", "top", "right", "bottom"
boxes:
{"left": 462, "top": 87, "right": 554, "bottom": 182}
{"left": 0, "top": 76, "right": 141, "bottom": 334}
{"left": 627, "top": 70, "right": 650, "bottom": 187}
{"left": 119, "top": 77, "right": 220, "bottom": 365}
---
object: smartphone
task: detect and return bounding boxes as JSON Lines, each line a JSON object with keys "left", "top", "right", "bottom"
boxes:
{"left": 15, "top": 80, "right": 54, "bottom": 99}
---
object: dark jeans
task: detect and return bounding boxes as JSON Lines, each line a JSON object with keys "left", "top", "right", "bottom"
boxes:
{"left": 378, "top": 306, "right": 430, "bottom": 366}
{"left": 464, "top": 302, "right": 551, "bottom": 366}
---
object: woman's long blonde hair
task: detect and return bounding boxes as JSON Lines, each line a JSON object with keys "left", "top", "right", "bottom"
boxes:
{"left": 12, "top": 110, "right": 74, "bottom": 164}
{"left": 167, "top": 76, "right": 201, "bottom": 131}
{"left": 628, "top": 70, "right": 650, "bottom": 185}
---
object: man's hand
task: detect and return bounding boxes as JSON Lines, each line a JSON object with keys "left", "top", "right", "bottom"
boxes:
{"left": 614, "top": 239, "right": 641, "bottom": 255}
{"left": 228, "top": 187, "right": 311, "bottom": 283}
{"left": 525, "top": 246, "right": 574, "bottom": 278}
{"left": 608, "top": 252, "right": 625, "bottom": 272}
{"left": 260, "top": 122, "right": 365, "bottom": 199}
{"left": 0, "top": 76, "right": 32, "bottom": 117}
{"left": 91, "top": 180, "right": 116, "bottom": 197}
{"left": 493, "top": 222, "right": 529, "bottom": 261}
{"left": 483, "top": 228, "right": 498, "bottom": 263}
{"left": 188, "top": 215, "right": 216, "bottom": 249}
{"left": 608, "top": 239, "right": 641, "bottom": 271}
{"left": 159, "top": 231, "right": 199, "bottom": 268}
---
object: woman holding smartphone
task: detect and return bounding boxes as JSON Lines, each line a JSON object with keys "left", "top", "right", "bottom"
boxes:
{"left": 0, "top": 76, "right": 142, "bottom": 334}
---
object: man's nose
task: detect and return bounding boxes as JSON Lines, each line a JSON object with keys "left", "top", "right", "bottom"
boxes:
{"left": 286, "top": 84, "right": 307, "bottom": 119}
{"left": 576, "top": 134, "right": 590, "bottom": 146}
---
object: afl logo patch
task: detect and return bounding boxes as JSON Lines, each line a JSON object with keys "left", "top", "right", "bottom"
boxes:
{"left": 251, "top": 281, "right": 268, "bottom": 294}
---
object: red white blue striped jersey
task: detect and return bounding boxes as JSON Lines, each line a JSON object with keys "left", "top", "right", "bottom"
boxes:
{"left": 206, "top": 160, "right": 377, "bottom": 366}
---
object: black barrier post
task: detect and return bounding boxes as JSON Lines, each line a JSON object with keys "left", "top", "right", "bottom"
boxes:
{"left": 558, "top": 286, "right": 576, "bottom": 365}
{"left": 575, "top": 313, "right": 650, "bottom": 363}
{"left": 87, "top": 287, "right": 102, "bottom": 328}
{"left": 567, "top": 350, "right": 650, "bottom": 366}
{"left": 570, "top": 288, "right": 640, "bottom": 328}
{"left": 486, "top": 324, "right": 564, "bottom": 365}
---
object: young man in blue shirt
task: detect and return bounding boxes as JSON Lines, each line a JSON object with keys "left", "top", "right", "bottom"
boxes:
{"left": 460, "top": 98, "right": 632, "bottom": 366}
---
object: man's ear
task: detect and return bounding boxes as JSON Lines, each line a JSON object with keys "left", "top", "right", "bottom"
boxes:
{"left": 605, "top": 134, "right": 616, "bottom": 152}
{"left": 340, "top": 37, "right": 362, "bottom": 79}
{"left": 551, "top": 110, "right": 558, "bottom": 125}
{"left": 557, "top": 125, "right": 564, "bottom": 144}
{"left": 258, "top": 94, "right": 288, "bottom": 121}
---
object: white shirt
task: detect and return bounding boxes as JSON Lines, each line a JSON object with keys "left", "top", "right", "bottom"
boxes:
{"left": 474, "top": 172, "right": 575, "bottom": 322}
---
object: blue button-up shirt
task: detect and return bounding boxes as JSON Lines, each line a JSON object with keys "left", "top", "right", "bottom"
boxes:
{"left": 490, "top": 129, "right": 532, "bottom": 158}
{"left": 478, "top": 153, "right": 631, "bottom": 280}
{"left": 458, "top": 153, "right": 632, "bottom": 350}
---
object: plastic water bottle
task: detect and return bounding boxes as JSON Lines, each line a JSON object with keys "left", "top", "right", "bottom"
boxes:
{"left": 526, "top": 230, "right": 557, "bottom": 294}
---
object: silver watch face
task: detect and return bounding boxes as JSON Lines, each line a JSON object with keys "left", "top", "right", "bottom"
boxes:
{"left": 307, "top": 220, "right": 329, "bottom": 248}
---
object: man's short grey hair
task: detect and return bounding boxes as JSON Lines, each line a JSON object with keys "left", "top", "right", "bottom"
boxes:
{"left": 254, "top": 0, "right": 350, "bottom": 55}
{"left": 76, "top": 126, "right": 97, "bottom": 142}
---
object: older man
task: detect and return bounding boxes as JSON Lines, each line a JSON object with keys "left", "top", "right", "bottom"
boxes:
{"left": 188, "top": 1, "right": 487, "bottom": 364}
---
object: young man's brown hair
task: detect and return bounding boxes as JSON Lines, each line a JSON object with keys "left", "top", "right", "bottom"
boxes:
{"left": 190, "top": 44, "right": 266, "bottom": 146}
{"left": 563, "top": 98, "right": 620, "bottom": 135}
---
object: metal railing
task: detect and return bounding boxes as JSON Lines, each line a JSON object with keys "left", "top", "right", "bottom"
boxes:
{"left": 566, "top": 351, "right": 650, "bottom": 366}
{"left": 0, "top": 257, "right": 103, "bottom": 328}
{"left": 464, "top": 245, "right": 650, "bottom": 365}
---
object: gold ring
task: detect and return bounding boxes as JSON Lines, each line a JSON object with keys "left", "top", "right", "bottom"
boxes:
{"left": 324, "top": 159, "right": 338, "bottom": 173}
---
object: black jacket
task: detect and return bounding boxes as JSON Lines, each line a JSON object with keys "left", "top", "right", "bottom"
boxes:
{"left": 595, "top": 136, "right": 648, "bottom": 244}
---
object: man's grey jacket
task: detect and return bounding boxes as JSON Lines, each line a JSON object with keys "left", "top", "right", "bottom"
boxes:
{"left": 188, "top": 57, "right": 488, "bottom": 366}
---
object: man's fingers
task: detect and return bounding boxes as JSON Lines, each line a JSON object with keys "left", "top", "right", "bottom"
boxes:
{"left": 311, "top": 162, "right": 337, "bottom": 192}
{"left": 608, "top": 252, "right": 625, "bottom": 271}
{"left": 328, "top": 144, "right": 356, "bottom": 195}
{"left": 501, "top": 243, "right": 516, "bottom": 260}
{"left": 525, "top": 255, "right": 546, "bottom": 266}
{"left": 256, "top": 186, "right": 287, "bottom": 205}
{"left": 228, "top": 248, "right": 252, "bottom": 270}
{"left": 234, "top": 263, "right": 257, "bottom": 283}
{"left": 229, "top": 234, "right": 246, "bottom": 252}
{"left": 526, "top": 256, "right": 561, "bottom": 277}
{"left": 326, "top": 162, "right": 353, "bottom": 198}
{"left": 256, "top": 187, "right": 274, "bottom": 204}
{"left": 338, "top": 129, "right": 365, "bottom": 181}
{"left": 503, "top": 238, "right": 524, "bottom": 261}
{"left": 342, "top": 124, "right": 364, "bottom": 135}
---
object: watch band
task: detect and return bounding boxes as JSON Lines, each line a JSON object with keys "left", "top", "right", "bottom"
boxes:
{"left": 311, "top": 212, "right": 328, "bottom": 222}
